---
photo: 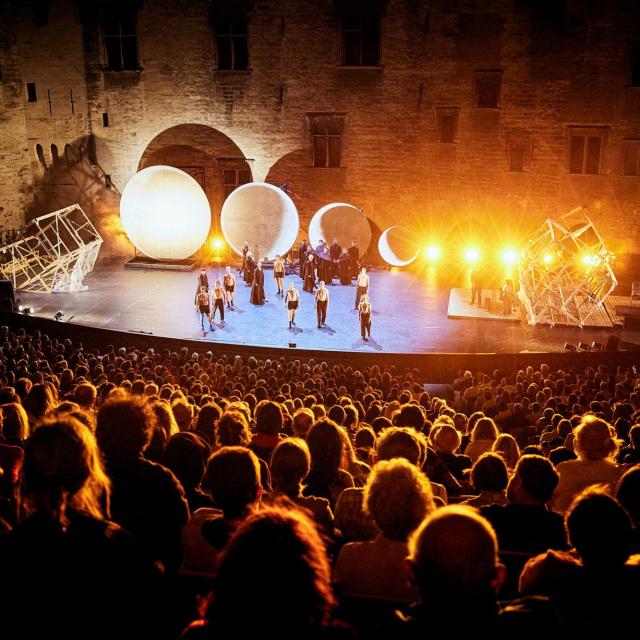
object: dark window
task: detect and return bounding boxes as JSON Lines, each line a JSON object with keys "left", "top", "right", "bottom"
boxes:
{"left": 569, "top": 134, "right": 603, "bottom": 174}
{"left": 32, "top": 0, "right": 48, "bottom": 26}
{"left": 35, "top": 144, "right": 46, "bottom": 168}
{"left": 476, "top": 73, "right": 502, "bottom": 108}
{"left": 50, "top": 144, "right": 59, "bottom": 162}
{"left": 26, "top": 82, "right": 37, "bottom": 102}
{"left": 632, "top": 43, "right": 640, "bottom": 86}
{"left": 308, "top": 113, "right": 345, "bottom": 167}
{"left": 622, "top": 141, "right": 640, "bottom": 176}
{"left": 104, "top": 15, "right": 139, "bottom": 70}
{"left": 341, "top": 12, "right": 381, "bottom": 66}
{"left": 436, "top": 109, "right": 459, "bottom": 143}
{"left": 214, "top": 19, "right": 249, "bottom": 70}
{"left": 509, "top": 146, "right": 525, "bottom": 172}
{"left": 102, "top": 112, "right": 110, "bottom": 127}
{"left": 222, "top": 168, "right": 251, "bottom": 199}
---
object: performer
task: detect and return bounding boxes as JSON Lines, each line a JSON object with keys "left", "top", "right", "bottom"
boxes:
{"left": 194, "top": 268, "right": 209, "bottom": 305}
{"left": 330, "top": 238, "right": 342, "bottom": 278}
{"left": 354, "top": 266, "right": 369, "bottom": 309}
{"left": 501, "top": 278, "right": 515, "bottom": 315}
{"left": 244, "top": 251, "right": 255, "bottom": 285}
{"left": 470, "top": 268, "right": 483, "bottom": 305}
{"left": 273, "top": 254, "right": 285, "bottom": 295}
{"left": 284, "top": 281, "right": 300, "bottom": 329}
{"left": 315, "top": 281, "right": 329, "bottom": 328}
{"left": 348, "top": 240, "right": 360, "bottom": 279}
{"left": 338, "top": 249, "right": 351, "bottom": 285}
{"left": 211, "top": 280, "right": 225, "bottom": 326}
{"left": 316, "top": 244, "right": 331, "bottom": 285}
{"left": 239, "top": 241, "right": 249, "bottom": 276}
{"left": 303, "top": 253, "right": 316, "bottom": 292}
{"left": 359, "top": 293, "right": 372, "bottom": 342}
{"left": 298, "top": 239, "right": 308, "bottom": 265}
{"left": 223, "top": 265, "right": 236, "bottom": 309}
{"left": 250, "top": 261, "right": 266, "bottom": 305}
{"left": 196, "top": 285, "right": 212, "bottom": 332}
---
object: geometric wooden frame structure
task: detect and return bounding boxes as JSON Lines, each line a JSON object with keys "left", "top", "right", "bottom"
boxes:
{"left": 0, "top": 204, "right": 103, "bottom": 293}
{"left": 518, "top": 206, "right": 617, "bottom": 327}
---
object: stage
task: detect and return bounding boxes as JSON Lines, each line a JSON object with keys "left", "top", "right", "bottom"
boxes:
{"left": 13, "top": 260, "right": 628, "bottom": 355}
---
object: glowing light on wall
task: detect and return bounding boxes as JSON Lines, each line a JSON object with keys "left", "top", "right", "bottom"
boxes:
{"left": 120, "top": 165, "right": 211, "bottom": 260}
{"left": 423, "top": 245, "right": 442, "bottom": 261}
{"left": 378, "top": 226, "right": 420, "bottom": 267}
{"left": 464, "top": 247, "right": 480, "bottom": 263}
{"left": 501, "top": 248, "right": 518, "bottom": 266}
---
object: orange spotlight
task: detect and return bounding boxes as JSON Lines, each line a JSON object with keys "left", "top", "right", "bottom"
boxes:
{"left": 464, "top": 247, "right": 480, "bottom": 263}
{"left": 501, "top": 248, "right": 518, "bottom": 267}
{"left": 424, "top": 245, "right": 441, "bottom": 261}
{"left": 542, "top": 253, "right": 553, "bottom": 265}
{"left": 210, "top": 237, "right": 224, "bottom": 251}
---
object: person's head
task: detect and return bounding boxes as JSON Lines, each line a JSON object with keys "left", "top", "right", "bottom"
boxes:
{"left": 215, "top": 280, "right": 221, "bottom": 288}
{"left": 491, "top": 433, "right": 520, "bottom": 469}
{"left": 225, "top": 266, "right": 231, "bottom": 274}
{"left": 270, "top": 438, "right": 310, "bottom": 495}
{"left": 471, "top": 453, "right": 508, "bottom": 493}
{"left": 574, "top": 415, "right": 618, "bottom": 461}
{"left": 0, "top": 402, "right": 30, "bottom": 442}
{"left": 360, "top": 266, "right": 366, "bottom": 274}
{"left": 74, "top": 382, "right": 97, "bottom": 410}
{"left": 255, "top": 400, "right": 283, "bottom": 436}
{"left": 209, "top": 507, "right": 334, "bottom": 633}
{"left": 163, "top": 432, "right": 210, "bottom": 491}
{"left": 364, "top": 458, "right": 434, "bottom": 541}
{"left": 376, "top": 426, "right": 422, "bottom": 465}
{"left": 171, "top": 397, "right": 193, "bottom": 431}
{"left": 319, "top": 281, "right": 325, "bottom": 290}
{"left": 204, "top": 446, "right": 261, "bottom": 519}
{"left": 393, "top": 403, "right": 426, "bottom": 432}
{"left": 306, "top": 419, "right": 345, "bottom": 480}
{"left": 288, "top": 282, "right": 294, "bottom": 290}
{"left": 616, "top": 464, "right": 640, "bottom": 525}
{"left": 433, "top": 424, "right": 462, "bottom": 455}
{"left": 471, "top": 417, "right": 499, "bottom": 443}
{"left": 96, "top": 395, "right": 155, "bottom": 460}
{"left": 217, "top": 410, "right": 252, "bottom": 447}
{"left": 407, "top": 506, "right": 504, "bottom": 602}
{"left": 566, "top": 488, "right": 633, "bottom": 568}
{"left": 293, "top": 408, "right": 314, "bottom": 438}
{"left": 351, "top": 240, "right": 356, "bottom": 246}
{"left": 507, "top": 454, "right": 559, "bottom": 505}
{"left": 23, "top": 383, "right": 56, "bottom": 420}
{"left": 22, "top": 416, "right": 110, "bottom": 521}
{"left": 630, "top": 424, "right": 640, "bottom": 449}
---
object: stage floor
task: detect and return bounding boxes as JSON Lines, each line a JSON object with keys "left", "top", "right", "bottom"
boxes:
{"left": 17, "top": 261, "right": 623, "bottom": 354}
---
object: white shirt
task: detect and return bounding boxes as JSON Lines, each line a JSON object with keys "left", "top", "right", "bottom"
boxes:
{"left": 357, "top": 273, "right": 369, "bottom": 288}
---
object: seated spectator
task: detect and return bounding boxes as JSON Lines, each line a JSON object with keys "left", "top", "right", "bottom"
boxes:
{"left": 171, "top": 397, "right": 193, "bottom": 431}
{"left": 181, "top": 446, "right": 261, "bottom": 576}
{"left": 0, "top": 417, "right": 153, "bottom": 639}
{"left": 549, "top": 446, "right": 577, "bottom": 466}
{"left": 96, "top": 395, "right": 189, "bottom": 572}
{"left": 464, "top": 416, "right": 499, "bottom": 463}
{"left": 183, "top": 507, "right": 337, "bottom": 638}
{"left": 292, "top": 407, "right": 315, "bottom": 438}
{"left": 481, "top": 455, "right": 567, "bottom": 554}
{"left": 340, "top": 427, "right": 371, "bottom": 487}
{"left": 269, "top": 438, "right": 333, "bottom": 532}
{"left": 403, "top": 506, "right": 556, "bottom": 632}
{"left": 433, "top": 423, "right": 471, "bottom": 482}
{"left": 520, "top": 488, "right": 640, "bottom": 628}
{"left": 194, "top": 402, "right": 222, "bottom": 445}
{"left": 74, "top": 382, "right": 97, "bottom": 412}
{"left": 492, "top": 433, "right": 520, "bottom": 471}
{"left": 303, "top": 419, "right": 354, "bottom": 507}
{"left": 250, "top": 400, "right": 284, "bottom": 463}
{"left": 0, "top": 402, "right": 30, "bottom": 447}
{"left": 552, "top": 416, "right": 622, "bottom": 513}
{"left": 616, "top": 464, "right": 640, "bottom": 552}
{"left": 334, "top": 458, "right": 434, "bottom": 603}
{"left": 464, "top": 453, "right": 508, "bottom": 508}
{"left": 354, "top": 425, "right": 376, "bottom": 464}
{"left": 621, "top": 424, "right": 640, "bottom": 464}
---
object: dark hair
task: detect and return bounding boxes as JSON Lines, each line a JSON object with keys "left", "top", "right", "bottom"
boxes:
{"left": 255, "top": 400, "right": 283, "bottom": 436}
{"left": 471, "top": 453, "right": 508, "bottom": 493}
{"left": 195, "top": 402, "right": 222, "bottom": 444}
{"left": 163, "top": 432, "right": 210, "bottom": 490}
{"left": 327, "top": 405, "right": 346, "bottom": 426}
{"left": 514, "top": 454, "right": 559, "bottom": 502}
{"left": 306, "top": 419, "right": 345, "bottom": 483}
{"left": 394, "top": 403, "right": 426, "bottom": 431}
{"left": 376, "top": 427, "right": 421, "bottom": 465}
{"left": 216, "top": 410, "right": 251, "bottom": 447}
{"left": 616, "top": 464, "right": 640, "bottom": 523}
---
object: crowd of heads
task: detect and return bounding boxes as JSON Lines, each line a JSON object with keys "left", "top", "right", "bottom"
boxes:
{"left": 0, "top": 325, "right": 638, "bottom": 637}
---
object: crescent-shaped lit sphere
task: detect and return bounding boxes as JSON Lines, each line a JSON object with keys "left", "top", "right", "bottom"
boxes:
{"left": 120, "top": 165, "right": 211, "bottom": 260}
{"left": 308, "top": 203, "right": 371, "bottom": 254}
{"left": 220, "top": 182, "right": 299, "bottom": 259}
{"left": 378, "top": 226, "right": 420, "bottom": 267}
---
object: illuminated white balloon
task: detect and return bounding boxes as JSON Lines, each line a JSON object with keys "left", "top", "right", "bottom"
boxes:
{"left": 221, "top": 182, "right": 299, "bottom": 259}
{"left": 378, "top": 226, "right": 420, "bottom": 267}
{"left": 308, "top": 202, "right": 371, "bottom": 253}
{"left": 120, "top": 165, "right": 211, "bottom": 260}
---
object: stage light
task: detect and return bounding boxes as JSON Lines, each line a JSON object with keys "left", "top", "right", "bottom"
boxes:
{"left": 582, "top": 254, "right": 598, "bottom": 267}
{"left": 54, "top": 310, "right": 64, "bottom": 321}
{"left": 501, "top": 248, "right": 518, "bottom": 267}
{"left": 464, "top": 247, "right": 480, "bottom": 263}
{"left": 120, "top": 165, "right": 211, "bottom": 260}
{"left": 210, "top": 237, "right": 224, "bottom": 251}
{"left": 424, "top": 245, "right": 441, "bottom": 261}
{"left": 542, "top": 253, "right": 553, "bottom": 265}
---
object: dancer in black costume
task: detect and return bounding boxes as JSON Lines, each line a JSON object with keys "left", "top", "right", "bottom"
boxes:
{"left": 348, "top": 240, "right": 359, "bottom": 279}
{"left": 284, "top": 281, "right": 300, "bottom": 329}
{"left": 244, "top": 252, "right": 255, "bottom": 285}
{"left": 359, "top": 293, "right": 372, "bottom": 342}
{"left": 303, "top": 253, "right": 316, "bottom": 292}
{"left": 250, "top": 261, "right": 266, "bottom": 305}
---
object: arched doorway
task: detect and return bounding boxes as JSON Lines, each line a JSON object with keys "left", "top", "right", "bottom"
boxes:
{"left": 138, "top": 124, "right": 252, "bottom": 236}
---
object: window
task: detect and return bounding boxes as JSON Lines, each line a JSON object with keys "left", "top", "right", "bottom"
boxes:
{"left": 213, "top": 19, "right": 249, "bottom": 70}
{"left": 436, "top": 108, "right": 459, "bottom": 143}
{"left": 222, "top": 168, "right": 251, "bottom": 199}
{"left": 35, "top": 144, "right": 46, "bottom": 168}
{"left": 507, "top": 133, "right": 533, "bottom": 172}
{"left": 104, "top": 14, "right": 139, "bottom": 70}
{"left": 475, "top": 71, "right": 502, "bottom": 108}
{"left": 567, "top": 127, "right": 608, "bottom": 174}
{"left": 50, "top": 144, "right": 59, "bottom": 163}
{"left": 307, "top": 113, "right": 346, "bottom": 168}
{"left": 341, "top": 12, "right": 381, "bottom": 66}
{"left": 102, "top": 112, "right": 110, "bottom": 127}
{"left": 632, "top": 43, "right": 640, "bottom": 87}
{"left": 26, "top": 82, "right": 37, "bottom": 102}
{"left": 622, "top": 139, "right": 640, "bottom": 176}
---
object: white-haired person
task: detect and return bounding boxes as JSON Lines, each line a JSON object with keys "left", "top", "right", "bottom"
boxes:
{"left": 552, "top": 415, "right": 622, "bottom": 513}
{"left": 464, "top": 416, "right": 500, "bottom": 463}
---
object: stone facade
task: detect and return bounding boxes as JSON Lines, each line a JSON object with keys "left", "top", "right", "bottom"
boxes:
{"left": 1, "top": 0, "right": 639, "bottom": 257}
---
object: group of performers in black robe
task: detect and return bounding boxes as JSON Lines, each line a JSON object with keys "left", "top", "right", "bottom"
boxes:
{"left": 195, "top": 237, "right": 372, "bottom": 339}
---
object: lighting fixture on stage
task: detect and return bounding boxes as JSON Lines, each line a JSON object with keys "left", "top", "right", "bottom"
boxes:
{"left": 424, "top": 245, "right": 441, "bottom": 261}
{"left": 578, "top": 342, "right": 592, "bottom": 351}
{"left": 542, "top": 253, "right": 554, "bottom": 266}
{"left": 564, "top": 343, "right": 577, "bottom": 351}
{"left": 18, "top": 305, "right": 31, "bottom": 314}
{"left": 120, "top": 165, "right": 211, "bottom": 260}
{"left": 54, "top": 310, "right": 64, "bottom": 321}
{"left": 378, "top": 226, "right": 420, "bottom": 267}
{"left": 501, "top": 248, "right": 518, "bottom": 267}
{"left": 591, "top": 341, "right": 605, "bottom": 351}
{"left": 211, "top": 237, "right": 224, "bottom": 251}
{"left": 464, "top": 247, "right": 480, "bottom": 263}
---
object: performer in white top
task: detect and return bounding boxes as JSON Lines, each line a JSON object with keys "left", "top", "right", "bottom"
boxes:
{"left": 223, "top": 265, "right": 236, "bottom": 309}
{"left": 354, "top": 266, "right": 369, "bottom": 309}
{"left": 359, "top": 293, "right": 372, "bottom": 342}
{"left": 315, "top": 281, "right": 329, "bottom": 328}
{"left": 284, "top": 281, "right": 300, "bottom": 329}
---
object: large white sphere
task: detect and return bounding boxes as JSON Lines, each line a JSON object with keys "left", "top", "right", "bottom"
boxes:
{"left": 120, "top": 165, "right": 211, "bottom": 260}
{"left": 221, "top": 182, "right": 299, "bottom": 260}
{"left": 378, "top": 226, "right": 420, "bottom": 267}
{"left": 308, "top": 202, "right": 371, "bottom": 253}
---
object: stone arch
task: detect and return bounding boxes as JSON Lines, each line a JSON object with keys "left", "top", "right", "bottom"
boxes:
{"left": 138, "top": 124, "right": 253, "bottom": 234}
